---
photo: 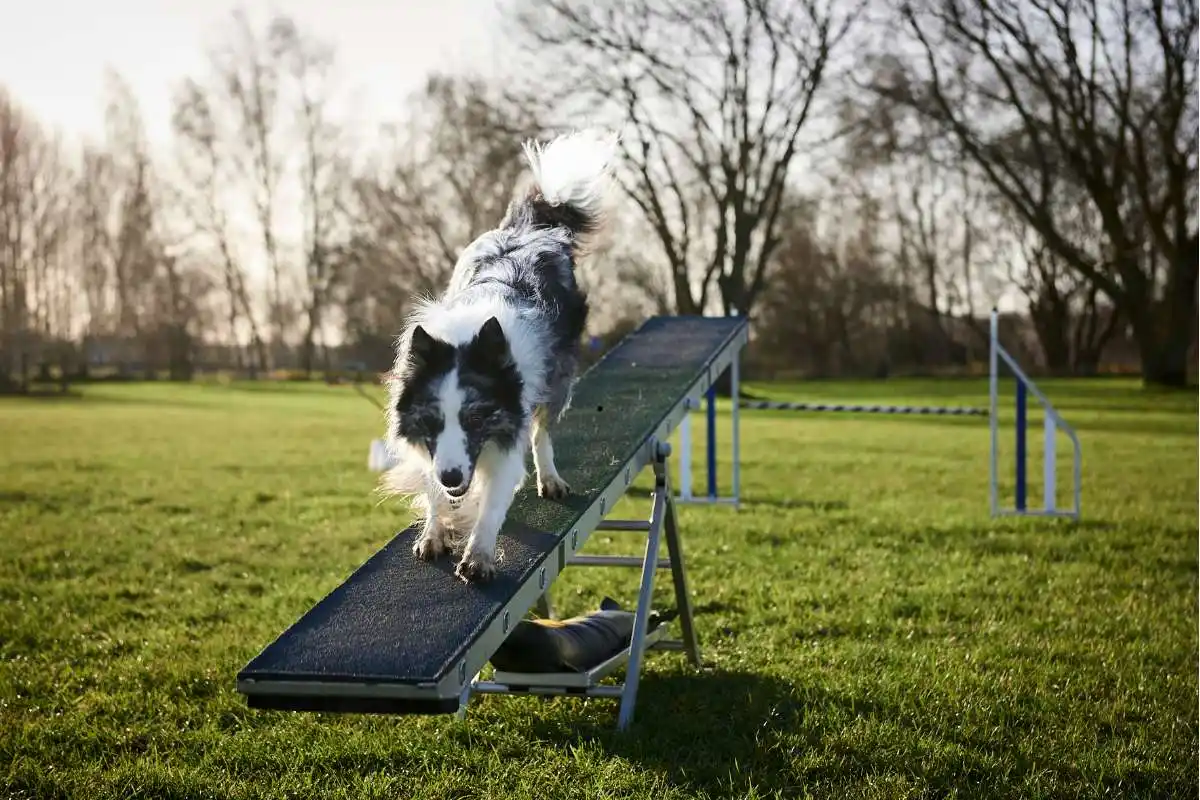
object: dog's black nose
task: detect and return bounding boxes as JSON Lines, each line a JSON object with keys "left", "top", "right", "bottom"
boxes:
{"left": 439, "top": 468, "right": 464, "bottom": 488}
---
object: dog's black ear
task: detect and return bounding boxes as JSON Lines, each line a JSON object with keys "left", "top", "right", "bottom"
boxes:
{"left": 467, "top": 317, "right": 512, "bottom": 370}
{"left": 407, "top": 325, "right": 453, "bottom": 372}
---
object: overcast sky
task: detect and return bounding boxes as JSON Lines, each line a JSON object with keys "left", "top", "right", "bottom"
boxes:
{"left": 0, "top": 0, "right": 505, "bottom": 145}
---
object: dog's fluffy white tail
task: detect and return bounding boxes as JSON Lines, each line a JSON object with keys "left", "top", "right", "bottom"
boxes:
{"left": 522, "top": 129, "right": 619, "bottom": 223}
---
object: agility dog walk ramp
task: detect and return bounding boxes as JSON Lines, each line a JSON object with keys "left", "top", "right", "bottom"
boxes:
{"left": 236, "top": 315, "right": 749, "bottom": 729}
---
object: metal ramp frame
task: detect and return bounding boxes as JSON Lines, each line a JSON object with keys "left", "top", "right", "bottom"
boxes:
{"left": 676, "top": 354, "right": 743, "bottom": 508}
{"left": 457, "top": 440, "right": 701, "bottom": 730}
{"left": 236, "top": 315, "right": 749, "bottom": 729}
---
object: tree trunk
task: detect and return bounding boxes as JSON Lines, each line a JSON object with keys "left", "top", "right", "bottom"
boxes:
{"left": 302, "top": 302, "right": 320, "bottom": 379}
{"left": 1135, "top": 251, "right": 1197, "bottom": 389}
{"left": 1136, "top": 315, "right": 1195, "bottom": 389}
{"left": 1028, "top": 297, "right": 1071, "bottom": 375}
{"left": 1071, "top": 286, "right": 1119, "bottom": 377}
{"left": 1138, "top": 326, "right": 1193, "bottom": 388}
{"left": 673, "top": 268, "right": 702, "bottom": 316}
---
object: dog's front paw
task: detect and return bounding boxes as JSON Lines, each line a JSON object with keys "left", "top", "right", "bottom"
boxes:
{"left": 455, "top": 549, "right": 496, "bottom": 583}
{"left": 412, "top": 531, "right": 448, "bottom": 561}
{"left": 538, "top": 474, "right": 571, "bottom": 500}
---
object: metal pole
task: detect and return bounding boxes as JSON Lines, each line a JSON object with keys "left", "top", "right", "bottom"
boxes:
{"left": 1073, "top": 435, "right": 1082, "bottom": 520}
{"left": 1015, "top": 378, "right": 1027, "bottom": 512}
{"left": 730, "top": 355, "right": 741, "bottom": 507}
{"left": 678, "top": 402, "right": 693, "bottom": 502}
{"left": 705, "top": 385, "right": 717, "bottom": 499}
{"left": 989, "top": 308, "right": 999, "bottom": 516}
{"left": 1043, "top": 414, "right": 1057, "bottom": 513}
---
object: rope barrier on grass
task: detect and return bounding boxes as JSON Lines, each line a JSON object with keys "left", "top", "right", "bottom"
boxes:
{"left": 737, "top": 400, "right": 988, "bottom": 416}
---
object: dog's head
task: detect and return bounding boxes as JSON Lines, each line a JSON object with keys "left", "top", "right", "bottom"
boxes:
{"left": 392, "top": 317, "right": 524, "bottom": 498}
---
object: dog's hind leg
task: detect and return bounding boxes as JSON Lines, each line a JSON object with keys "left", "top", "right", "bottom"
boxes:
{"left": 457, "top": 446, "right": 527, "bottom": 583}
{"left": 532, "top": 405, "right": 570, "bottom": 500}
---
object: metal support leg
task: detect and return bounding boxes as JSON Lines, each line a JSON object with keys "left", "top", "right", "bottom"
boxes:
{"left": 678, "top": 401, "right": 693, "bottom": 502}
{"left": 662, "top": 485, "right": 701, "bottom": 668}
{"left": 456, "top": 671, "right": 479, "bottom": 720}
{"left": 616, "top": 454, "right": 667, "bottom": 731}
{"left": 705, "top": 386, "right": 717, "bottom": 499}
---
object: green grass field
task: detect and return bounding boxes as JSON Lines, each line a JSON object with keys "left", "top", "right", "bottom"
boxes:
{"left": 0, "top": 377, "right": 1195, "bottom": 799}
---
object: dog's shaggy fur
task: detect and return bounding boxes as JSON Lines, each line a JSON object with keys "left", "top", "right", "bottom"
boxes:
{"left": 382, "top": 129, "right": 619, "bottom": 583}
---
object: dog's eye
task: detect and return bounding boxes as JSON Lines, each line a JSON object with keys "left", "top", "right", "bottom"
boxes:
{"left": 465, "top": 412, "right": 485, "bottom": 429}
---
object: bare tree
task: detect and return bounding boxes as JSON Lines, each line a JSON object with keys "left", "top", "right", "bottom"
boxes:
{"left": 0, "top": 89, "right": 100, "bottom": 386}
{"left": 21, "top": 118, "right": 70, "bottom": 342}
{"left": 1002, "top": 206, "right": 1122, "bottom": 374}
{"left": 883, "top": 0, "right": 1198, "bottom": 386}
{"left": 837, "top": 70, "right": 1015, "bottom": 367}
{"left": 504, "top": 0, "right": 863, "bottom": 317}
{"left": 340, "top": 73, "right": 545, "bottom": 351}
{"left": 755, "top": 193, "right": 905, "bottom": 376}
{"left": 889, "top": 157, "right": 958, "bottom": 362}
{"left": 77, "top": 145, "right": 115, "bottom": 345}
{"left": 599, "top": 204, "right": 677, "bottom": 321}
{"left": 33, "top": 136, "right": 76, "bottom": 345}
{"left": 275, "top": 18, "right": 350, "bottom": 377}
{"left": 91, "top": 71, "right": 215, "bottom": 379}
{"left": 170, "top": 77, "right": 269, "bottom": 374}
{"left": 888, "top": 162, "right": 1003, "bottom": 364}
{"left": 0, "top": 89, "right": 32, "bottom": 385}
{"left": 202, "top": 9, "right": 294, "bottom": 352}
{"left": 0, "top": 90, "right": 79, "bottom": 385}
{"left": 103, "top": 73, "right": 159, "bottom": 349}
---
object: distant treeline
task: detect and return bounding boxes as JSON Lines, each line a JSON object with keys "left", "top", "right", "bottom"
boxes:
{"left": 1, "top": 2, "right": 1194, "bottom": 393}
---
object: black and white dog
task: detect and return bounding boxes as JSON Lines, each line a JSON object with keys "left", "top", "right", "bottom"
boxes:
{"left": 383, "top": 129, "right": 618, "bottom": 583}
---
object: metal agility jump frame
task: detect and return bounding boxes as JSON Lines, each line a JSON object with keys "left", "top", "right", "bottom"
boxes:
{"left": 237, "top": 316, "right": 749, "bottom": 731}
{"left": 675, "top": 363, "right": 743, "bottom": 507}
{"left": 989, "top": 310, "right": 1082, "bottom": 519}
{"left": 674, "top": 308, "right": 1080, "bottom": 520}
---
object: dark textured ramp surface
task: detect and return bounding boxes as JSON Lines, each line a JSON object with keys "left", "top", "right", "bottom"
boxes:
{"left": 237, "top": 316, "right": 747, "bottom": 703}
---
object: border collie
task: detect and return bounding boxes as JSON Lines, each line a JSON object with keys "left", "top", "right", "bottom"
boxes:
{"left": 382, "top": 129, "right": 619, "bottom": 583}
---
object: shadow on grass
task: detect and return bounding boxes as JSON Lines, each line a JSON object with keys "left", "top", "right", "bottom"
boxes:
{"left": 0, "top": 486, "right": 100, "bottom": 514}
{"left": 25, "top": 382, "right": 354, "bottom": 411}
{"left": 56, "top": 391, "right": 217, "bottom": 411}
{"left": 745, "top": 497, "right": 849, "bottom": 512}
{"left": 515, "top": 667, "right": 807, "bottom": 796}
{"left": 514, "top": 667, "right": 1181, "bottom": 798}
{"left": 0, "top": 388, "right": 84, "bottom": 401}
{"left": 1045, "top": 399, "right": 1199, "bottom": 416}
{"left": 219, "top": 381, "right": 355, "bottom": 396}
